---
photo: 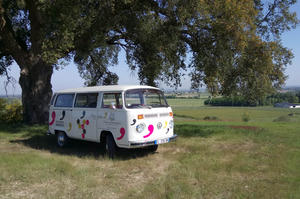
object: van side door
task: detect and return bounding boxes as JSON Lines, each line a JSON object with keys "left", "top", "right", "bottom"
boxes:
{"left": 97, "top": 92, "right": 127, "bottom": 145}
{"left": 72, "top": 93, "right": 98, "bottom": 141}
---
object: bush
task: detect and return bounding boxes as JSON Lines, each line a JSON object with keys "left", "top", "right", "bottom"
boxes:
{"left": 0, "top": 98, "right": 6, "bottom": 109}
{"left": 203, "top": 116, "right": 219, "bottom": 121}
{"left": 0, "top": 99, "right": 23, "bottom": 123}
{"left": 242, "top": 112, "right": 250, "bottom": 122}
{"left": 204, "top": 96, "right": 250, "bottom": 106}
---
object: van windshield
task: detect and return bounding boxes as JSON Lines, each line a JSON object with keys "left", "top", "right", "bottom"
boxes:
{"left": 125, "top": 89, "right": 168, "bottom": 109}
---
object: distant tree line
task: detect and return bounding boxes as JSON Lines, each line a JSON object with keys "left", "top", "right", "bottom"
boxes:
{"left": 165, "top": 95, "right": 201, "bottom": 99}
{"left": 204, "top": 92, "right": 300, "bottom": 106}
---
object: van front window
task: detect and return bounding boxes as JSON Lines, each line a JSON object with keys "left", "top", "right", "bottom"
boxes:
{"left": 125, "top": 89, "right": 168, "bottom": 109}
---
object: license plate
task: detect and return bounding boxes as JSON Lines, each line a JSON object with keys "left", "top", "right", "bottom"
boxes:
{"left": 155, "top": 138, "right": 169, "bottom": 145}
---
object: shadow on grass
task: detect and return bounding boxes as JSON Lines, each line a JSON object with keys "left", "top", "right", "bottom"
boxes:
{"left": 10, "top": 134, "right": 157, "bottom": 160}
{"left": 0, "top": 123, "right": 45, "bottom": 134}
{"left": 1, "top": 123, "right": 154, "bottom": 160}
{"left": 0, "top": 123, "right": 50, "bottom": 140}
{"left": 6, "top": 123, "right": 258, "bottom": 159}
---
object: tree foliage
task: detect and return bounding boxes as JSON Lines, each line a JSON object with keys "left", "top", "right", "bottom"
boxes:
{"left": 0, "top": 0, "right": 298, "bottom": 123}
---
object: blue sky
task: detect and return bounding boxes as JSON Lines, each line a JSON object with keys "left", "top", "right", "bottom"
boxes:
{"left": 1, "top": 2, "right": 300, "bottom": 95}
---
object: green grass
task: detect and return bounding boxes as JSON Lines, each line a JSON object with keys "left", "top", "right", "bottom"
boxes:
{"left": 1, "top": 101, "right": 300, "bottom": 198}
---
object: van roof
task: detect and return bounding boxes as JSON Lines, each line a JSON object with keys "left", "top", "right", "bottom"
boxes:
{"left": 56, "top": 85, "right": 159, "bottom": 93}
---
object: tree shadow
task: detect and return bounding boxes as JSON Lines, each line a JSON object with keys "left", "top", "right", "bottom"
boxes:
{"left": 6, "top": 123, "right": 259, "bottom": 159}
{"left": 0, "top": 123, "right": 48, "bottom": 135}
{"left": 10, "top": 134, "right": 157, "bottom": 160}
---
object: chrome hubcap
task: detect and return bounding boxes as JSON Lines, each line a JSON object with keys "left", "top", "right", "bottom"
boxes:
{"left": 58, "top": 134, "right": 64, "bottom": 146}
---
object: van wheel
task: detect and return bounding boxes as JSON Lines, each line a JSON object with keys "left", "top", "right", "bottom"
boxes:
{"left": 105, "top": 134, "right": 116, "bottom": 159}
{"left": 57, "top": 131, "right": 68, "bottom": 147}
{"left": 148, "top": 145, "right": 158, "bottom": 152}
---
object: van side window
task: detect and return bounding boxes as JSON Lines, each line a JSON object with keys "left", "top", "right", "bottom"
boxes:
{"left": 55, "top": 94, "right": 74, "bottom": 107}
{"left": 102, "top": 93, "right": 123, "bottom": 109}
{"left": 75, "top": 93, "right": 98, "bottom": 108}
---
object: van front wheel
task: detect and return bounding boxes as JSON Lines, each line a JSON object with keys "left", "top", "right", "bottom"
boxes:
{"left": 57, "top": 131, "right": 68, "bottom": 147}
{"left": 147, "top": 144, "right": 158, "bottom": 152}
{"left": 105, "top": 134, "right": 116, "bottom": 159}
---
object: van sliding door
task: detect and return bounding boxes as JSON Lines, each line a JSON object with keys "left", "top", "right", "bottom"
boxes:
{"left": 72, "top": 93, "right": 98, "bottom": 141}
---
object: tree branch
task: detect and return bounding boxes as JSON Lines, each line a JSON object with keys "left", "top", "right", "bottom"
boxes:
{"left": 25, "top": 0, "right": 44, "bottom": 55}
{"left": 0, "top": 15, "right": 29, "bottom": 68}
{"left": 258, "top": 0, "right": 279, "bottom": 25}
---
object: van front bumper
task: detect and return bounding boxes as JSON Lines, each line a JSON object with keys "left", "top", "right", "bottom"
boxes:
{"left": 129, "top": 134, "right": 177, "bottom": 147}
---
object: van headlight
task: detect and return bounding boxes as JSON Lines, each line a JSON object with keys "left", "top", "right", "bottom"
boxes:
{"left": 169, "top": 120, "right": 174, "bottom": 129}
{"left": 136, "top": 123, "right": 146, "bottom": 133}
{"left": 157, "top": 122, "right": 162, "bottom": 130}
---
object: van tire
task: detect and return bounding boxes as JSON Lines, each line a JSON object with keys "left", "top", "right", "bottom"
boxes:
{"left": 148, "top": 144, "right": 158, "bottom": 152}
{"left": 56, "top": 131, "right": 68, "bottom": 147}
{"left": 105, "top": 134, "right": 116, "bottom": 159}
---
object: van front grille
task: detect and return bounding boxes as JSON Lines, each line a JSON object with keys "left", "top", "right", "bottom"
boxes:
{"left": 144, "top": 114, "right": 158, "bottom": 118}
{"left": 159, "top": 113, "right": 169, "bottom": 117}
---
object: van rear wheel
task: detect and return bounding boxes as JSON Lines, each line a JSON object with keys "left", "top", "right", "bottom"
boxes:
{"left": 57, "top": 131, "right": 68, "bottom": 147}
{"left": 105, "top": 134, "right": 116, "bottom": 159}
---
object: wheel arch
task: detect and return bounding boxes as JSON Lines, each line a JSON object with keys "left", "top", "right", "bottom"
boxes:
{"left": 100, "top": 130, "right": 113, "bottom": 144}
{"left": 54, "top": 130, "right": 68, "bottom": 137}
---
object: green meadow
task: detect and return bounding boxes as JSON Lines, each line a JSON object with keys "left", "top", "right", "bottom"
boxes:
{"left": 1, "top": 99, "right": 300, "bottom": 198}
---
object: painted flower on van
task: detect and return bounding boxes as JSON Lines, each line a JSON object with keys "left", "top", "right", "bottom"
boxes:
{"left": 67, "top": 122, "right": 72, "bottom": 132}
{"left": 130, "top": 119, "right": 136, "bottom": 126}
{"left": 164, "top": 121, "right": 168, "bottom": 129}
{"left": 49, "top": 111, "right": 56, "bottom": 126}
{"left": 80, "top": 110, "right": 86, "bottom": 119}
{"left": 143, "top": 124, "right": 154, "bottom": 138}
{"left": 117, "top": 128, "right": 125, "bottom": 140}
{"left": 59, "top": 110, "right": 65, "bottom": 120}
{"left": 77, "top": 118, "right": 90, "bottom": 139}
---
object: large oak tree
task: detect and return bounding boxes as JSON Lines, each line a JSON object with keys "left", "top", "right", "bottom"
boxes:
{"left": 0, "top": 0, "right": 298, "bottom": 123}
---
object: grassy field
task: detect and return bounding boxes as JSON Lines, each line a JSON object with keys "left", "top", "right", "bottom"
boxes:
{"left": 167, "top": 98, "right": 207, "bottom": 107}
{"left": 1, "top": 99, "right": 300, "bottom": 198}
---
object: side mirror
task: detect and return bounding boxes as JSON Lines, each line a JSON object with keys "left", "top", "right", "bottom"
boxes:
{"left": 109, "top": 102, "right": 116, "bottom": 110}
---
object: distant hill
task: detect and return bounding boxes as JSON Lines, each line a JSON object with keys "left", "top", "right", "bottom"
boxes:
{"left": 284, "top": 86, "right": 300, "bottom": 91}
{"left": 0, "top": 95, "right": 21, "bottom": 99}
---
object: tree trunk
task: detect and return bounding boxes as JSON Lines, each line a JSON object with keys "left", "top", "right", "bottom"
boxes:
{"left": 19, "top": 60, "right": 53, "bottom": 124}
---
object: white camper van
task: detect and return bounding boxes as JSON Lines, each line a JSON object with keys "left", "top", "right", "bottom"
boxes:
{"left": 48, "top": 85, "right": 177, "bottom": 157}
